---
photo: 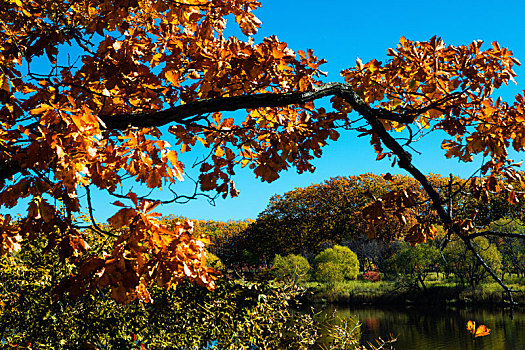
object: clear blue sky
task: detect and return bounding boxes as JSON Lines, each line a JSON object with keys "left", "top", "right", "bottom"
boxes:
{"left": 158, "top": 0, "right": 525, "bottom": 222}
{"left": 7, "top": 0, "right": 525, "bottom": 223}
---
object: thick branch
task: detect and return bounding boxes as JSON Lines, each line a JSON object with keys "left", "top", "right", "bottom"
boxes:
{"left": 99, "top": 82, "right": 403, "bottom": 129}
{"left": 463, "top": 237, "right": 515, "bottom": 305}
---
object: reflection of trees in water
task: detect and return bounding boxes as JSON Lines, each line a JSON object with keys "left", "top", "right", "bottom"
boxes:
{"left": 321, "top": 306, "right": 525, "bottom": 350}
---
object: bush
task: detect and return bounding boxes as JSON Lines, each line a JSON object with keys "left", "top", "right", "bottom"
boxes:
{"left": 315, "top": 262, "right": 344, "bottom": 286}
{"left": 314, "top": 245, "right": 359, "bottom": 285}
{"left": 0, "top": 238, "right": 321, "bottom": 349}
{"left": 361, "top": 271, "right": 381, "bottom": 282}
{"left": 271, "top": 254, "right": 311, "bottom": 284}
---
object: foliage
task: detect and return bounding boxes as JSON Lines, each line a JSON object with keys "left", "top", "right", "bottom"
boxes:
{"left": 361, "top": 271, "right": 381, "bottom": 282}
{"left": 443, "top": 237, "right": 503, "bottom": 287}
{"left": 195, "top": 219, "right": 254, "bottom": 268}
{"left": 237, "top": 174, "right": 429, "bottom": 265}
{"left": 231, "top": 173, "right": 525, "bottom": 270}
{"left": 0, "top": 0, "right": 332, "bottom": 302}
{"left": 271, "top": 253, "right": 311, "bottom": 285}
{"left": 488, "top": 218, "right": 525, "bottom": 277}
{"left": 317, "top": 315, "right": 362, "bottom": 350}
{"left": 315, "top": 262, "right": 345, "bottom": 287}
{"left": 0, "top": 237, "right": 321, "bottom": 349}
{"left": 205, "top": 252, "right": 224, "bottom": 270}
{"left": 1, "top": 0, "right": 525, "bottom": 307}
{"left": 314, "top": 245, "right": 360, "bottom": 285}
{"left": 385, "top": 241, "right": 440, "bottom": 291}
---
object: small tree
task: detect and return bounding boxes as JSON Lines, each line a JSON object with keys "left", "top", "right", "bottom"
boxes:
{"left": 444, "top": 237, "right": 502, "bottom": 287}
{"left": 271, "top": 254, "right": 311, "bottom": 285}
{"left": 385, "top": 242, "right": 440, "bottom": 291}
{"left": 314, "top": 245, "right": 359, "bottom": 285}
{"left": 488, "top": 218, "right": 525, "bottom": 279}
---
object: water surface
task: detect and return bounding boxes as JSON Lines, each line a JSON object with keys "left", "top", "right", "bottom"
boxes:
{"left": 324, "top": 305, "right": 525, "bottom": 349}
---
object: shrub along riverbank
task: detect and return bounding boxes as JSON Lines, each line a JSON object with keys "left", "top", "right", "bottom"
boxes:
{"left": 301, "top": 279, "right": 525, "bottom": 306}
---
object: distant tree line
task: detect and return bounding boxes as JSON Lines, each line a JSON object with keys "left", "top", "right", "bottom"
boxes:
{"left": 199, "top": 173, "right": 525, "bottom": 283}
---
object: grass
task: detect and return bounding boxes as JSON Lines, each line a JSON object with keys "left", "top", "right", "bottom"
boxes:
{"left": 301, "top": 276, "right": 525, "bottom": 306}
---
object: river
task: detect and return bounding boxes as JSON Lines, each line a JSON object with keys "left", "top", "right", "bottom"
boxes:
{"left": 322, "top": 305, "right": 525, "bottom": 349}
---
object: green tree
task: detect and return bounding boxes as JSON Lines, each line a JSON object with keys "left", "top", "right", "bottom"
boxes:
{"left": 314, "top": 245, "right": 360, "bottom": 285}
{"left": 488, "top": 218, "right": 525, "bottom": 279}
{"left": 443, "top": 237, "right": 503, "bottom": 287}
{"left": 385, "top": 242, "right": 440, "bottom": 291}
{"left": 271, "top": 254, "right": 311, "bottom": 285}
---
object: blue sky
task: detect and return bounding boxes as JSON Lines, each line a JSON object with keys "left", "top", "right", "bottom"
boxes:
{"left": 156, "top": 0, "right": 525, "bottom": 222}
{"left": 7, "top": 0, "right": 525, "bottom": 223}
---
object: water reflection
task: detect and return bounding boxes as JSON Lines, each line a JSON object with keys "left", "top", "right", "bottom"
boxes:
{"left": 322, "top": 305, "right": 525, "bottom": 350}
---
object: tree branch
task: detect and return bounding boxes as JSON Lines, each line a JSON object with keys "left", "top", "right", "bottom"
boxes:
{"left": 468, "top": 230, "right": 525, "bottom": 240}
{"left": 98, "top": 82, "right": 405, "bottom": 129}
{"left": 341, "top": 87, "right": 516, "bottom": 305}
{"left": 463, "top": 237, "right": 515, "bottom": 305}
{"left": 1, "top": 82, "right": 422, "bottom": 184}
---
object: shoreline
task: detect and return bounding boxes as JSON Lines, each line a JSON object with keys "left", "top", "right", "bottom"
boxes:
{"left": 300, "top": 282, "right": 525, "bottom": 307}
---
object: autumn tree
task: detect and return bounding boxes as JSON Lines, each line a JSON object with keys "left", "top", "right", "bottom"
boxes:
{"left": 238, "top": 173, "right": 444, "bottom": 264}
{"left": 1, "top": 0, "right": 525, "bottom": 306}
{"left": 235, "top": 173, "right": 522, "bottom": 267}
{"left": 194, "top": 219, "right": 254, "bottom": 267}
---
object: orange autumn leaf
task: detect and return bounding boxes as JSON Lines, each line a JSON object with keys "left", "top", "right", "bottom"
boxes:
{"left": 165, "top": 71, "right": 180, "bottom": 87}
{"left": 467, "top": 320, "right": 491, "bottom": 338}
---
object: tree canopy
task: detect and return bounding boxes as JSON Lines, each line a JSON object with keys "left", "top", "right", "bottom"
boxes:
{"left": 1, "top": 0, "right": 525, "bottom": 303}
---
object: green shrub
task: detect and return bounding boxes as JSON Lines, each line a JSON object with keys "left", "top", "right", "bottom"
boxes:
{"left": 315, "top": 261, "right": 344, "bottom": 286}
{"left": 0, "top": 239, "right": 320, "bottom": 349}
{"left": 271, "top": 254, "right": 311, "bottom": 284}
{"left": 314, "top": 245, "right": 359, "bottom": 285}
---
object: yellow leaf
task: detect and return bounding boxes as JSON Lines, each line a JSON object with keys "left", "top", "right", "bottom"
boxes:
{"left": 215, "top": 146, "right": 225, "bottom": 157}
{"left": 165, "top": 71, "right": 180, "bottom": 86}
{"left": 467, "top": 320, "right": 475, "bottom": 333}
{"left": 356, "top": 57, "right": 363, "bottom": 70}
{"left": 0, "top": 74, "right": 10, "bottom": 92}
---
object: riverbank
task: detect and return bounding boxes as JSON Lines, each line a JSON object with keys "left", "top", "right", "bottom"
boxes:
{"left": 302, "top": 280, "right": 525, "bottom": 307}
